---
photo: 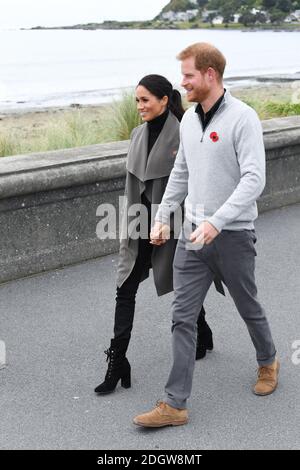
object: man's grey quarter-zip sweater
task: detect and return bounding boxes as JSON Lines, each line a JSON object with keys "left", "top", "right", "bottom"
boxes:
{"left": 155, "top": 90, "right": 266, "bottom": 232}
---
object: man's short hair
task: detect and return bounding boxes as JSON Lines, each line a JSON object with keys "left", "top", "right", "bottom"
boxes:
{"left": 177, "top": 42, "right": 226, "bottom": 80}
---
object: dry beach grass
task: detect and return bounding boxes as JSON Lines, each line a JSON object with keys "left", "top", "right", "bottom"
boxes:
{"left": 0, "top": 82, "right": 299, "bottom": 158}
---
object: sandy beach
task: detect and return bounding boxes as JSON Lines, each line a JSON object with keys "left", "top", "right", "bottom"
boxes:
{"left": 0, "top": 82, "right": 297, "bottom": 136}
{"left": 0, "top": 81, "right": 299, "bottom": 157}
{"left": 0, "top": 104, "right": 106, "bottom": 146}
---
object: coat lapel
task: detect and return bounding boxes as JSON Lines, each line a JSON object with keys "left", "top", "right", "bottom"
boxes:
{"left": 126, "top": 112, "right": 180, "bottom": 183}
{"left": 126, "top": 124, "right": 148, "bottom": 182}
{"left": 144, "top": 112, "right": 180, "bottom": 181}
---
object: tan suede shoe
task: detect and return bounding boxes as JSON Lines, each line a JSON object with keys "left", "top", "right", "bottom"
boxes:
{"left": 133, "top": 401, "right": 188, "bottom": 428}
{"left": 253, "top": 358, "right": 280, "bottom": 396}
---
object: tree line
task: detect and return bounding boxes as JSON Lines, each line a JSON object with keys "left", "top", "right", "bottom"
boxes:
{"left": 162, "top": 0, "right": 300, "bottom": 24}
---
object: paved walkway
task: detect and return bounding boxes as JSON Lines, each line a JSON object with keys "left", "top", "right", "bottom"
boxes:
{"left": 1, "top": 204, "right": 300, "bottom": 450}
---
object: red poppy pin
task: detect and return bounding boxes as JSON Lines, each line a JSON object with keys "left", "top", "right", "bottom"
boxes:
{"left": 210, "top": 132, "right": 219, "bottom": 142}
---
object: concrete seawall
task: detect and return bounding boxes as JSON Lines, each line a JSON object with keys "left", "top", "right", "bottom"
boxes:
{"left": 0, "top": 116, "right": 299, "bottom": 284}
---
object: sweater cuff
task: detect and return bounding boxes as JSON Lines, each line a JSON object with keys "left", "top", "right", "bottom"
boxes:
{"left": 154, "top": 208, "right": 171, "bottom": 225}
{"left": 207, "top": 215, "right": 225, "bottom": 233}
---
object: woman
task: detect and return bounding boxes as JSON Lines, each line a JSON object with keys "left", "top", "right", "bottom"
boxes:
{"left": 94, "top": 75, "right": 214, "bottom": 395}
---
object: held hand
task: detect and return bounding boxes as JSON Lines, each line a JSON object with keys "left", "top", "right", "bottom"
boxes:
{"left": 150, "top": 222, "right": 170, "bottom": 246}
{"left": 190, "top": 221, "right": 219, "bottom": 246}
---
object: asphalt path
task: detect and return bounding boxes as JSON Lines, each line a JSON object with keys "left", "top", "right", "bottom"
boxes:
{"left": 1, "top": 203, "right": 299, "bottom": 449}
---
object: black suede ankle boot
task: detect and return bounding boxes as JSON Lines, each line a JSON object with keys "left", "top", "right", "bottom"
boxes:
{"left": 94, "top": 338, "right": 131, "bottom": 394}
{"left": 196, "top": 307, "right": 213, "bottom": 360}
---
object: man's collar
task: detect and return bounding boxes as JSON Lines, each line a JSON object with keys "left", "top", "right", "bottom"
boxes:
{"left": 195, "top": 88, "right": 226, "bottom": 116}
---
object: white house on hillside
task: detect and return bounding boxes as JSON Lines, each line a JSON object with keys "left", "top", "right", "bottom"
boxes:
{"left": 212, "top": 15, "right": 224, "bottom": 25}
{"left": 161, "top": 9, "right": 198, "bottom": 22}
{"left": 161, "top": 11, "right": 176, "bottom": 21}
{"left": 284, "top": 10, "right": 300, "bottom": 22}
{"left": 293, "top": 9, "right": 300, "bottom": 19}
{"left": 202, "top": 9, "right": 218, "bottom": 21}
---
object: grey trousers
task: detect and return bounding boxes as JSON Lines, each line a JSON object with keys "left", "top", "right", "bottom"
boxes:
{"left": 165, "top": 228, "right": 276, "bottom": 409}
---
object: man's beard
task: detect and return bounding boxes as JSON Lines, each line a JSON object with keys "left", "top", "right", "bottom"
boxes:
{"left": 194, "top": 86, "right": 210, "bottom": 104}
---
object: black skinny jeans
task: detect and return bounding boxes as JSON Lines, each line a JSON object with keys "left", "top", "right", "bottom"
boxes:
{"left": 114, "top": 236, "right": 153, "bottom": 341}
{"left": 113, "top": 237, "right": 206, "bottom": 342}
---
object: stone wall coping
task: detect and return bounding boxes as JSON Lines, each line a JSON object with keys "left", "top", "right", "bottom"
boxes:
{"left": 0, "top": 115, "right": 299, "bottom": 200}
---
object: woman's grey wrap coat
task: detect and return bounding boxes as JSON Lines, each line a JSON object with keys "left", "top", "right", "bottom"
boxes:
{"left": 116, "top": 112, "right": 181, "bottom": 296}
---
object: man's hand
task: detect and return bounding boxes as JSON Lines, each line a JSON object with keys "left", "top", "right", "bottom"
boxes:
{"left": 190, "top": 221, "right": 219, "bottom": 245}
{"left": 150, "top": 221, "right": 170, "bottom": 246}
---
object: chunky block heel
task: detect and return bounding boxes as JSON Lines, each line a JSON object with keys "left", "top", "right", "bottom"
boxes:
{"left": 121, "top": 373, "right": 131, "bottom": 389}
{"left": 94, "top": 338, "right": 131, "bottom": 394}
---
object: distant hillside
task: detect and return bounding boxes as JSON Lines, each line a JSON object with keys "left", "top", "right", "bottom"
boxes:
{"left": 161, "top": 0, "right": 198, "bottom": 13}
{"left": 29, "top": 0, "right": 300, "bottom": 31}
{"left": 159, "top": 0, "right": 300, "bottom": 16}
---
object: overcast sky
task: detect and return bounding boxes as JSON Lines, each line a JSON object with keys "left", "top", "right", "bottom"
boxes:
{"left": 1, "top": 0, "right": 169, "bottom": 29}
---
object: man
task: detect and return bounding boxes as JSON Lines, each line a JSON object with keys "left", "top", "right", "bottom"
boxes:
{"left": 133, "top": 42, "right": 279, "bottom": 428}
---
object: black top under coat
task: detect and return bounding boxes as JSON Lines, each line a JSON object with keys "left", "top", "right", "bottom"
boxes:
{"left": 147, "top": 109, "right": 169, "bottom": 156}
